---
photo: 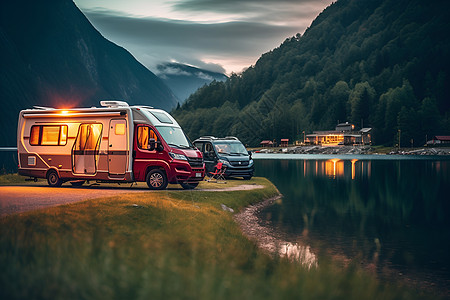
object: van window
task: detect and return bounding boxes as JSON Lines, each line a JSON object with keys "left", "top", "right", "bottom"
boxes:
{"left": 193, "top": 142, "right": 203, "bottom": 151}
{"left": 29, "top": 125, "right": 68, "bottom": 146}
{"left": 72, "top": 123, "right": 102, "bottom": 174}
{"left": 115, "top": 123, "right": 126, "bottom": 135}
{"left": 137, "top": 127, "right": 158, "bottom": 149}
{"left": 213, "top": 141, "right": 247, "bottom": 155}
{"left": 74, "top": 124, "right": 102, "bottom": 152}
{"left": 150, "top": 111, "right": 173, "bottom": 124}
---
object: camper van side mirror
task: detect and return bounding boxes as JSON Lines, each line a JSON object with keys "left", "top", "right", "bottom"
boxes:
{"left": 156, "top": 141, "right": 164, "bottom": 152}
{"left": 148, "top": 139, "right": 164, "bottom": 152}
{"left": 148, "top": 138, "right": 156, "bottom": 151}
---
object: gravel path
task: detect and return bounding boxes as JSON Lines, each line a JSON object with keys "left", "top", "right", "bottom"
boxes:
{"left": 0, "top": 183, "right": 265, "bottom": 217}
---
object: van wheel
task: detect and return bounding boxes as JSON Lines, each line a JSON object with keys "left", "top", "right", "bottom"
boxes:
{"left": 47, "top": 170, "right": 62, "bottom": 187}
{"left": 146, "top": 169, "right": 168, "bottom": 190}
{"left": 180, "top": 182, "right": 199, "bottom": 190}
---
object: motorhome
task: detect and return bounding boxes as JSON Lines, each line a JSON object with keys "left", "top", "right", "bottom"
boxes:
{"left": 17, "top": 101, "right": 205, "bottom": 190}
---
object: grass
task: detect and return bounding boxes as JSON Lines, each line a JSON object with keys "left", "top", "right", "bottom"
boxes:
{"left": 0, "top": 176, "right": 438, "bottom": 299}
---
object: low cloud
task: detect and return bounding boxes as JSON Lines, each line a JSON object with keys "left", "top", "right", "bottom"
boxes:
{"left": 79, "top": 0, "right": 332, "bottom": 74}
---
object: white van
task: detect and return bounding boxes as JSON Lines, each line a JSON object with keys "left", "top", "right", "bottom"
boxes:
{"left": 17, "top": 101, "right": 205, "bottom": 189}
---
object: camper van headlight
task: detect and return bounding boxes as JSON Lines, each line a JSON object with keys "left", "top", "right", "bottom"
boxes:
{"left": 169, "top": 152, "right": 187, "bottom": 161}
{"left": 219, "top": 159, "right": 231, "bottom": 166}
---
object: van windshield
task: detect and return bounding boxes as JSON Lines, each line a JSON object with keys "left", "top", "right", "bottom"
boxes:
{"left": 213, "top": 141, "right": 248, "bottom": 155}
{"left": 156, "top": 126, "right": 192, "bottom": 149}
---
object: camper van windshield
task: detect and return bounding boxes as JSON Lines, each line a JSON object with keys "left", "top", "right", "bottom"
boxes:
{"left": 156, "top": 126, "right": 192, "bottom": 149}
{"left": 213, "top": 141, "right": 248, "bottom": 155}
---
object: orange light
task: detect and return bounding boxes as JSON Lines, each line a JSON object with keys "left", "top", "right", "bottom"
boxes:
{"left": 326, "top": 159, "right": 342, "bottom": 178}
{"left": 61, "top": 110, "right": 69, "bottom": 115}
{"left": 351, "top": 159, "right": 358, "bottom": 180}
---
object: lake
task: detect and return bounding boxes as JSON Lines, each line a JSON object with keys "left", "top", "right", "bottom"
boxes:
{"left": 0, "top": 149, "right": 18, "bottom": 174}
{"left": 253, "top": 153, "right": 450, "bottom": 292}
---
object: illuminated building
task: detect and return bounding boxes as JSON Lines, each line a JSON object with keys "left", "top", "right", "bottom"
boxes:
{"left": 305, "top": 122, "right": 372, "bottom": 146}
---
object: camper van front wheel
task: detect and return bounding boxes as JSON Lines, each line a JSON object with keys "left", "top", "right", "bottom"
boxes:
{"left": 146, "top": 169, "right": 168, "bottom": 190}
{"left": 47, "top": 170, "right": 63, "bottom": 187}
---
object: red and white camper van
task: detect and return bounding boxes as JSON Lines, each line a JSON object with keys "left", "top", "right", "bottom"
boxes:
{"left": 17, "top": 101, "right": 205, "bottom": 189}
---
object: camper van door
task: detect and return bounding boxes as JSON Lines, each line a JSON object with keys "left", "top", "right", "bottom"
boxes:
{"left": 108, "top": 119, "right": 128, "bottom": 176}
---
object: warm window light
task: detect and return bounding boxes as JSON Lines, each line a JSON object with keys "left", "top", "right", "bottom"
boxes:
{"left": 115, "top": 123, "right": 126, "bottom": 135}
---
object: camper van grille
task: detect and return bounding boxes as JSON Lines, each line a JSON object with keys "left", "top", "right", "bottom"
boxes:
{"left": 230, "top": 160, "right": 249, "bottom": 167}
{"left": 187, "top": 157, "right": 203, "bottom": 168}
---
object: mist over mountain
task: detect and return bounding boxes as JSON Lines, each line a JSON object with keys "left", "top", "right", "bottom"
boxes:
{"left": 173, "top": 0, "right": 450, "bottom": 146}
{"left": 0, "top": 0, "right": 178, "bottom": 146}
{"left": 156, "top": 63, "right": 227, "bottom": 104}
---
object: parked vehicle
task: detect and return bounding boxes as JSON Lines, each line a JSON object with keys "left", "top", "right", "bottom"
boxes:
{"left": 193, "top": 136, "right": 254, "bottom": 180}
{"left": 17, "top": 101, "right": 205, "bottom": 189}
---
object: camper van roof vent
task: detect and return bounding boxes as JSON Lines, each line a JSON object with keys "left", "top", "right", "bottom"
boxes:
{"left": 100, "top": 100, "right": 129, "bottom": 108}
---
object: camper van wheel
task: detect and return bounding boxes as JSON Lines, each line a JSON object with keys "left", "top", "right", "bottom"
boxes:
{"left": 180, "top": 182, "right": 199, "bottom": 190}
{"left": 146, "top": 169, "right": 168, "bottom": 190}
{"left": 47, "top": 170, "right": 62, "bottom": 187}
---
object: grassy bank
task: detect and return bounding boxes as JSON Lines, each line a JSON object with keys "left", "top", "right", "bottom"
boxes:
{"left": 0, "top": 177, "right": 435, "bottom": 299}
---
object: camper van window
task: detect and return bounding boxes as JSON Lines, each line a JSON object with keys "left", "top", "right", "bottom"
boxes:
{"left": 30, "top": 126, "right": 40, "bottom": 145}
{"left": 75, "top": 124, "right": 102, "bottom": 151}
{"left": 42, "top": 126, "right": 60, "bottom": 145}
{"left": 137, "top": 126, "right": 158, "bottom": 149}
{"left": 115, "top": 123, "right": 126, "bottom": 135}
{"left": 150, "top": 111, "right": 173, "bottom": 124}
{"left": 29, "top": 125, "right": 68, "bottom": 146}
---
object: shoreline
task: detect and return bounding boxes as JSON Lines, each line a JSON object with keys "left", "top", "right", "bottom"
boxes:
{"left": 234, "top": 194, "right": 317, "bottom": 268}
{"left": 252, "top": 145, "right": 450, "bottom": 156}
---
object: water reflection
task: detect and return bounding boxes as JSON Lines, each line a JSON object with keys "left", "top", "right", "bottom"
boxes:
{"left": 255, "top": 158, "right": 450, "bottom": 290}
{"left": 302, "top": 159, "right": 372, "bottom": 180}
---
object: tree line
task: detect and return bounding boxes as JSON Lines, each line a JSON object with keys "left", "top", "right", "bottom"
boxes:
{"left": 173, "top": 0, "right": 450, "bottom": 147}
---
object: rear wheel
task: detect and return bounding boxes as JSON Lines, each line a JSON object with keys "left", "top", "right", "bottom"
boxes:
{"left": 146, "top": 169, "right": 168, "bottom": 190}
{"left": 180, "top": 182, "right": 199, "bottom": 190}
{"left": 47, "top": 170, "right": 63, "bottom": 187}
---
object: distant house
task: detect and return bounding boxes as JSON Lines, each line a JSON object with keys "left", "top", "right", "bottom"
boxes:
{"left": 306, "top": 122, "right": 372, "bottom": 146}
{"left": 260, "top": 140, "right": 274, "bottom": 147}
{"left": 427, "top": 136, "right": 450, "bottom": 145}
{"left": 280, "top": 139, "right": 289, "bottom": 147}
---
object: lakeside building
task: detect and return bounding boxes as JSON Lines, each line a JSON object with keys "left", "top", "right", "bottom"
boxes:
{"left": 427, "top": 136, "right": 450, "bottom": 145}
{"left": 306, "top": 122, "right": 372, "bottom": 146}
{"left": 260, "top": 140, "right": 274, "bottom": 147}
{"left": 280, "top": 139, "right": 289, "bottom": 147}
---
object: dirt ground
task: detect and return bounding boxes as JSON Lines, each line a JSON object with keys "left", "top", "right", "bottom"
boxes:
{"left": 0, "top": 183, "right": 265, "bottom": 217}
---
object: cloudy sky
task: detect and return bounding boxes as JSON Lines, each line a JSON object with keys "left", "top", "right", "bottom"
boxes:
{"left": 73, "top": 0, "right": 333, "bottom": 75}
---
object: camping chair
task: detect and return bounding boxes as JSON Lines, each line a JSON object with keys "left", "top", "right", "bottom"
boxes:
{"left": 207, "top": 162, "right": 227, "bottom": 183}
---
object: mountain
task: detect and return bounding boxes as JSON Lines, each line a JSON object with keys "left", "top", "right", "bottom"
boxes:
{"left": 156, "top": 63, "right": 227, "bottom": 104}
{"left": 173, "top": 0, "right": 450, "bottom": 146}
{"left": 0, "top": 0, "right": 178, "bottom": 146}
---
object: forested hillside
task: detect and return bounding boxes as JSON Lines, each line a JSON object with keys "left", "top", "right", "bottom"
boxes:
{"left": 173, "top": 0, "right": 450, "bottom": 146}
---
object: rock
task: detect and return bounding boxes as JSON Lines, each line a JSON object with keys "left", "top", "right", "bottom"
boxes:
{"left": 220, "top": 204, "right": 234, "bottom": 213}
